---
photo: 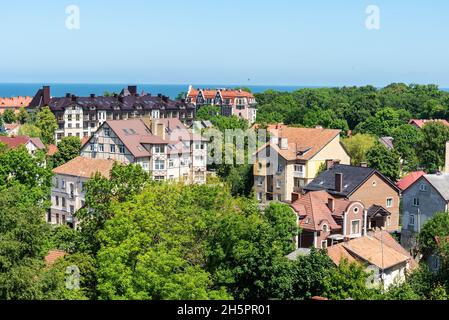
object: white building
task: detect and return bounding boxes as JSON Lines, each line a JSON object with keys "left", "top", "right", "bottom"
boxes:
{"left": 50, "top": 156, "right": 115, "bottom": 228}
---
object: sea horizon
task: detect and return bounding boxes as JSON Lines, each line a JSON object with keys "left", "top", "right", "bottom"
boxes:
{"left": 1, "top": 82, "right": 449, "bottom": 100}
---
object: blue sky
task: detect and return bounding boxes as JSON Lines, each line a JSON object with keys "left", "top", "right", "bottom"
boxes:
{"left": 1, "top": 0, "right": 449, "bottom": 86}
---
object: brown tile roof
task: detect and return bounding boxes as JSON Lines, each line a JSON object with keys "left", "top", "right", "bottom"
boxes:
{"left": 342, "top": 236, "right": 410, "bottom": 269}
{"left": 291, "top": 191, "right": 354, "bottom": 232}
{"left": 106, "top": 119, "right": 168, "bottom": 158}
{"left": 46, "top": 144, "right": 59, "bottom": 156}
{"left": 0, "top": 136, "right": 45, "bottom": 150}
{"left": 187, "top": 88, "right": 255, "bottom": 101}
{"left": 45, "top": 250, "right": 66, "bottom": 266}
{"left": 52, "top": 156, "right": 115, "bottom": 179}
{"left": 0, "top": 96, "right": 32, "bottom": 108}
{"left": 409, "top": 119, "right": 449, "bottom": 129}
{"left": 258, "top": 124, "right": 341, "bottom": 161}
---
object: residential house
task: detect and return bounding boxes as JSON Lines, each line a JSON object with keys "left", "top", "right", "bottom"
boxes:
{"left": 0, "top": 96, "right": 32, "bottom": 115}
{"left": 409, "top": 119, "right": 449, "bottom": 129}
{"left": 186, "top": 86, "right": 257, "bottom": 124}
{"left": 379, "top": 136, "right": 394, "bottom": 150}
{"left": 4, "top": 123, "right": 21, "bottom": 136}
{"left": 0, "top": 135, "right": 46, "bottom": 155}
{"left": 28, "top": 86, "right": 196, "bottom": 142}
{"left": 253, "top": 125, "right": 350, "bottom": 202}
{"left": 396, "top": 171, "right": 426, "bottom": 192}
{"left": 80, "top": 118, "right": 208, "bottom": 184}
{"left": 305, "top": 164, "right": 401, "bottom": 233}
{"left": 290, "top": 190, "right": 366, "bottom": 249}
{"left": 327, "top": 231, "right": 415, "bottom": 290}
{"left": 400, "top": 173, "right": 449, "bottom": 256}
{"left": 50, "top": 156, "right": 116, "bottom": 228}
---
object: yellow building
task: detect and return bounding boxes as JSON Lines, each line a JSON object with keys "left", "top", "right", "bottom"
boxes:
{"left": 253, "top": 124, "right": 351, "bottom": 202}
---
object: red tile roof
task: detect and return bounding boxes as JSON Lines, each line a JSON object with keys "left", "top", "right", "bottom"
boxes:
{"left": 0, "top": 96, "right": 32, "bottom": 108}
{"left": 187, "top": 87, "right": 255, "bottom": 101}
{"left": 0, "top": 136, "right": 45, "bottom": 150}
{"left": 409, "top": 119, "right": 449, "bottom": 129}
{"left": 45, "top": 250, "right": 66, "bottom": 266}
{"left": 46, "top": 144, "right": 59, "bottom": 156}
{"left": 396, "top": 171, "right": 426, "bottom": 191}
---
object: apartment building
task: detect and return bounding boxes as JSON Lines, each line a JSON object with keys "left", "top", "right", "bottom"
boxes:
{"left": 28, "top": 86, "right": 196, "bottom": 142}
{"left": 186, "top": 86, "right": 257, "bottom": 123}
{"left": 0, "top": 96, "right": 32, "bottom": 115}
{"left": 253, "top": 124, "right": 350, "bottom": 202}
{"left": 80, "top": 118, "right": 208, "bottom": 184}
{"left": 50, "top": 156, "right": 115, "bottom": 228}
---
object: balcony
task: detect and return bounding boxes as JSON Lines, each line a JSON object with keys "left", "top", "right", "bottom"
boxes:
{"left": 293, "top": 171, "right": 306, "bottom": 178}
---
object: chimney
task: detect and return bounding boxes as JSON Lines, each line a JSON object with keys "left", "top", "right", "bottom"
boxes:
{"left": 280, "top": 137, "right": 288, "bottom": 150}
{"left": 335, "top": 173, "right": 343, "bottom": 193}
{"left": 90, "top": 94, "right": 96, "bottom": 98}
{"left": 291, "top": 193, "right": 300, "bottom": 202}
{"left": 43, "top": 86, "right": 50, "bottom": 106}
{"left": 128, "top": 85, "right": 137, "bottom": 96}
{"left": 326, "top": 160, "right": 335, "bottom": 170}
{"left": 71, "top": 95, "right": 77, "bottom": 102}
{"left": 328, "top": 198, "right": 335, "bottom": 212}
{"left": 65, "top": 93, "right": 71, "bottom": 98}
{"left": 445, "top": 142, "right": 449, "bottom": 173}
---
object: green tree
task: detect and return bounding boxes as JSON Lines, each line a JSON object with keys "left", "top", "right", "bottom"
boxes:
{"left": 18, "top": 123, "right": 42, "bottom": 138}
{"left": 342, "top": 134, "right": 378, "bottom": 166}
{"left": 417, "top": 122, "right": 449, "bottom": 172}
{"left": 17, "top": 107, "right": 30, "bottom": 124}
{"left": 391, "top": 124, "right": 423, "bottom": 172}
{"left": 196, "top": 105, "right": 221, "bottom": 121}
{"left": 366, "top": 144, "right": 401, "bottom": 181}
{"left": 35, "top": 106, "right": 58, "bottom": 145}
{"left": 51, "top": 136, "right": 82, "bottom": 167}
{"left": 418, "top": 212, "right": 449, "bottom": 256}
{"left": 2, "top": 109, "right": 16, "bottom": 124}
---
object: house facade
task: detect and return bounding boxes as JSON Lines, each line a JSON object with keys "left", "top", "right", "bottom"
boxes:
{"left": 0, "top": 136, "right": 45, "bottom": 155}
{"left": 305, "top": 164, "right": 401, "bottom": 233}
{"left": 401, "top": 174, "right": 449, "bottom": 252}
{"left": 80, "top": 118, "right": 207, "bottom": 184}
{"left": 186, "top": 86, "right": 257, "bottom": 124}
{"left": 253, "top": 125, "right": 350, "bottom": 203}
{"left": 28, "top": 86, "right": 196, "bottom": 142}
{"left": 290, "top": 190, "right": 367, "bottom": 249}
{"left": 50, "top": 156, "right": 115, "bottom": 228}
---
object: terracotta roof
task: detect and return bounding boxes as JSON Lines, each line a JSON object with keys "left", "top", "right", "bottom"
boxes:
{"left": 4, "top": 123, "right": 20, "bottom": 131}
{"left": 290, "top": 191, "right": 355, "bottom": 232}
{"left": 396, "top": 171, "right": 426, "bottom": 191}
{"left": 47, "top": 144, "right": 59, "bottom": 156}
{"left": 0, "top": 136, "right": 45, "bottom": 150}
{"left": 52, "top": 156, "right": 115, "bottom": 179}
{"left": 105, "top": 119, "right": 168, "bottom": 158}
{"left": 45, "top": 250, "right": 66, "bottom": 266}
{"left": 258, "top": 125, "right": 342, "bottom": 161}
{"left": 409, "top": 119, "right": 449, "bottom": 129}
{"left": 370, "top": 230, "right": 418, "bottom": 270}
{"left": 342, "top": 236, "right": 410, "bottom": 269}
{"left": 187, "top": 87, "right": 255, "bottom": 101}
{"left": 0, "top": 96, "right": 32, "bottom": 107}
{"left": 327, "top": 243, "right": 358, "bottom": 265}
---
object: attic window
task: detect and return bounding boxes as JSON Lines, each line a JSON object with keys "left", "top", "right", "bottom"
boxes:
{"left": 306, "top": 218, "right": 311, "bottom": 224}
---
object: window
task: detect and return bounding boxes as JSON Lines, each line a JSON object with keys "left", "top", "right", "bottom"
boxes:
{"left": 168, "top": 159, "right": 174, "bottom": 169}
{"left": 258, "top": 162, "right": 263, "bottom": 170}
{"left": 154, "top": 160, "right": 165, "bottom": 170}
{"left": 409, "top": 214, "right": 415, "bottom": 226}
{"left": 372, "top": 181, "right": 377, "bottom": 187}
{"left": 99, "top": 144, "right": 104, "bottom": 152}
{"left": 322, "top": 224, "right": 329, "bottom": 233}
{"left": 387, "top": 216, "right": 392, "bottom": 227}
{"left": 104, "top": 128, "right": 110, "bottom": 137}
{"left": 276, "top": 180, "right": 282, "bottom": 189}
{"left": 277, "top": 164, "right": 284, "bottom": 173}
{"left": 354, "top": 207, "right": 359, "bottom": 214}
{"left": 70, "top": 205, "right": 75, "bottom": 214}
{"left": 68, "top": 115, "right": 72, "bottom": 121}
{"left": 257, "top": 177, "right": 264, "bottom": 186}
{"left": 55, "top": 196, "right": 59, "bottom": 206}
{"left": 142, "top": 162, "right": 149, "bottom": 171}
{"left": 294, "top": 178, "right": 306, "bottom": 188}
{"left": 413, "top": 198, "right": 420, "bottom": 207}
{"left": 321, "top": 240, "right": 328, "bottom": 249}
{"left": 62, "top": 215, "right": 66, "bottom": 225}
{"left": 110, "top": 145, "right": 116, "bottom": 153}
{"left": 276, "top": 194, "right": 282, "bottom": 201}
{"left": 420, "top": 184, "right": 428, "bottom": 192}
{"left": 76, "top": 114, "right": 80, "bottom": 121}
{"left": 62, "top": 197, "right": 66, "bottom": 209}
{"left": 257, "top": 193, "right": 263, "bottom": 201}
{"left": 351, "top": 220, "right": 361, "bottom": 235}
{"left": 54, "top": 178, "right": 59, "bottom": 188}
{"left": 154, "top": 176, "right": 165, "bottom": 181}
{"left": 119, "top": 145, "right": 125, "bottom": 154}
{"left": 294, "top": 165, "right": 304, "bottom": 173}
{"left": 154, "top": 145, "right": 165, "bottom": 154}
{"left": 56, "top": 214, "right": 60, "bottom": 224}
{"left": 90, "top": 143, "right": 95, "bottom": 151}
{"left": 61, "top": 179, "right": 66, "bottom": 189}
{"left": 195, "top": 142, "right": 203, "bottom": 150}
{"left": 386, "top": 198, "right": 393, "bottom": 208}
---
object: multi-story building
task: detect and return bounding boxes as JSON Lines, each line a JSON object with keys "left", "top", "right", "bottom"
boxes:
{"left": 253, "top": 125, "right": 350, "bottom": 202}
{"left": 50, "top": 156, "right": 115, "bottom": 228}
{"left": 80, "top": 118, "right": 208, "bottom": 184}
{"left": 0, "top": 96, "right": 32, "bottom": 115}
{"left": 305, "top": 164, "right": 401, "bottom": 233}
{"left": 28, "top": 85, "right": 197, "bottom": 142}
{"left": 186, "top": 86, "right": 257, "bottom": 123}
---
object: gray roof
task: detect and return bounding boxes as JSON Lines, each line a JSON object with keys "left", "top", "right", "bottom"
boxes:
{"left": 379, "top": 137, "right": 394, "bottom": 150}
{"left": 286, "top": 248, "right": 311, "bottom": 261}
{"left": 424, "top": 174, "right": 449, "bottom": 200}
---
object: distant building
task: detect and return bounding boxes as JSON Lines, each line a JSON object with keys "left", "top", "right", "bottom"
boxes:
{"left": 409, "top": 119, "right": 449, "bottom": 129}
{"left": 0, "top": 135, "right": 45, "bottom": 155}
{"left": 50, "top": 156, "right": 116, "bottom": 228}
{"left": 0, "top": 96, "right": 32, "bottom": 115}
{"left": 80, "top": 118, "right": 208, "bottom": 184}
{"left": 4, "top": 123, "right": 21, "bottom": 136}
{"left": 186, "top": 86, "right": 257, "bottom": 123}
{"left": 253, "top": 124, "right": 350, "bottom": 202}
{"left": 379, "top": 136, "right": 394, "bottom": 150}
{"left": 305, "top": 164, "right": 401, "bottom": 233}
{"left": 396, "top": 171, "right": 426, "bottom": 192}
{"left": 28, "top": 85, "right": 196, "bottom": 142}
{"left": 401, "top": 173, "right": 449, "bottom": 261}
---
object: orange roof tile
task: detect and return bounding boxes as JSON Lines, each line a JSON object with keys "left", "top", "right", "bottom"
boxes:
{"left": 45, "top": 250, "right": 66, "bottom": 266}
{"left": 52, "top": 156, "right": 115, "bottom": 179}
{"left": 0, "top": 96, "right": 32, "bottom": 108}
{"left": 397, "top": 171, "right": 426, "bottom": 191}
{"left": 327, "top": 243, "right": 358, "bottom": 265}
{"left": 409, "top": 119, "right": 449, "bottom": 129}
{"left": 46, "top": 144, "right": 59, "bottom": 156}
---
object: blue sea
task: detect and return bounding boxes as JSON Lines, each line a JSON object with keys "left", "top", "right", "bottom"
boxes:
{"left": 0, "top": 83, "right": 314, "bottom": 100}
